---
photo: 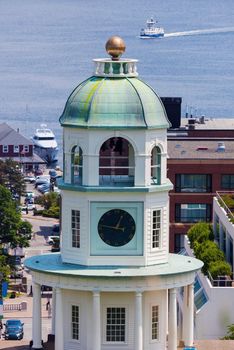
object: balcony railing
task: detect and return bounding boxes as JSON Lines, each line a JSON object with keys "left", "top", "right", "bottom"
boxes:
{"left": 207, "top": 271, "right": 234, "bottom": 287}
{"left": 216, "top": 191, "right": 234, "bottom": 224}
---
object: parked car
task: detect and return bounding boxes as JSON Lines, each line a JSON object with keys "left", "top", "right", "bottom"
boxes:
{"left": 37, "top": 183, "right": 51, "bottom": 193}
{"left": 35, "top": 175, "right": 50, "bottom": 188}
{"left": 23, "top": 175, "right": 36, "bottom": 183}
{"left": 46, "top": 235, "right": 60, "bottom": 245}
{"left": 4, "top": 320, "right": 24, "bottom": 340}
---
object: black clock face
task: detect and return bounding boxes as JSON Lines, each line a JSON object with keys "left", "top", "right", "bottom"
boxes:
{"left": 98, "top": 209, "right": 136, "bottom": 247}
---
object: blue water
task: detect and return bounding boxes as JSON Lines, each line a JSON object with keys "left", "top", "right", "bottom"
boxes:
{"left": 1, "top": 0, "right": 234, "bottom": 166}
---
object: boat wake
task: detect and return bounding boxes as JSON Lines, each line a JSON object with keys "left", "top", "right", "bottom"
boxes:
{"left": 165, "top": 27, "right": 234, "bottom": 38}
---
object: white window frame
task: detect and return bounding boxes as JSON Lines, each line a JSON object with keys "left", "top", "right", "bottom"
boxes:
{"left": 103, "top": 305, "right": 127, "bottom": 344}
{"left": 24, "top": 145, "right": 29, "bottom": 153}
{"left": 150, "top": 304, "right": 159, "bottom": 342}
{"left": 71, "top": 304, "right": 80, "bottom": 342}
{"left": 3, "top": 145, "right": 8, "bottom": 153}
{"left": 14, "top": 145, "right": 19, "bottom": 153}
{"left": 151, "top": 209, "right": 162, "bottom": 249}
{"left": 71, "top": 209, "right": 80, "bottom": 248}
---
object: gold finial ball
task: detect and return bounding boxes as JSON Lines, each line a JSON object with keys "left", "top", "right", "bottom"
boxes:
{"left": 105, "top": 36, "right": 126, "bottom": 60}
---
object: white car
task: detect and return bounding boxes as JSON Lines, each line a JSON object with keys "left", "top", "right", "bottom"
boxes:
{"left": 46, "top": 235, "right": 60, "bottom": 245}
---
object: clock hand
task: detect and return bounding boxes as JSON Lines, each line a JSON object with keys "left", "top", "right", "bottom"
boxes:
{"left": 115, "top": 216, "right": 123, "bottom": 229}
{"left": 100, "top": 224, "right": 125, "bottom": 232}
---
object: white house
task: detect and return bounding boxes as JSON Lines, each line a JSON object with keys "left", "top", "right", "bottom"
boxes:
{"left": 25, "top": 36, "right": 202, "bottom": 350}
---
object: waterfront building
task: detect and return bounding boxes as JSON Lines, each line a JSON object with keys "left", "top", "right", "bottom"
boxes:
{"left": 0, "top": 122, "right": 45, "bottom": 172}
{"left": 25, "top": 37, "right": 202, "bottom": 350}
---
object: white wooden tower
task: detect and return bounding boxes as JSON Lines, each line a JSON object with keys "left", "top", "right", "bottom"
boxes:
{"left": 25, "top": 36, "right": 202, "bottom": 350}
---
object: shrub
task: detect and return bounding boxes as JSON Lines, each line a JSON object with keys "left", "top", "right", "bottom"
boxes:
{"left": 209, "top": 260, "right": 232, "bottom": 279}
{"left": 221, "top": 324, "right": 234, "bottom": 340}
{"left": 194, "top": 240, "right": 225, "bottom": 275}
{"left": 187, "top": 222, "right": 214, "bottom": 248}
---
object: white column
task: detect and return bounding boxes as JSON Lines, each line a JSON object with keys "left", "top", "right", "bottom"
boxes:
{"left": 32, "top": 282, "right": 42, "bottom": 349}
{"left": 184, "top": 284, "right": 194, "bottom": 347}
{"left": 168, "top": 288, "right": 177, "bottom": 350}
{"left": 182, "top": 285, "right": 188, "bottom": 344}
{"left": 93, "top": 291, "right": 101, "bottom": 350}
{"left": 135, "top": 291, "right": 143, "bottom": 350}
{"left": 55, "top": 288, "right": 64, "bottom": 350}
{"left": 51, "top": 288, "right": 56, "bottom": 335}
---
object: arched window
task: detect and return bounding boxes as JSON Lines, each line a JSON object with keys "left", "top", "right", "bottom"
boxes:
{"left": 151, "top": 146, "right": 161, "bottom": 185}
{"left": 71, "top": 146, "right": 83, "bottom": 185}
{"left": 99, "top": 137, "right": 134, "bottom": 187}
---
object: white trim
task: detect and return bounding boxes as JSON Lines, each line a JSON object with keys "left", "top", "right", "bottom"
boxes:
{"left": 151, "top": 208, "right": 162, "bottom": 250}
{"left": 69, "top": 302, "right": 80, "bottom": 343}
{"left": 103, "top": 304, "right": 128, "bottom": 345}
{"left": 3, "top": 145, "right": 8, "bottom": 153}
{"left": 149, "top": 303, "right": 160, "bottom": 344}
{"left": 14, "top": 145, "right": 19, "bottom": 153}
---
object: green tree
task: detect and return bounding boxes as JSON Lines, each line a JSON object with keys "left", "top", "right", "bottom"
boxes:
{"left": 194, "top": 240, "right": 225, "bottom": 275}
{"left": 0, "top": 159, "right": 25, "bottom": 199}
{"left": 0, "top": 185, "right": 30, "bottom": 248}
{"left": 0, "top": 255, "right": 11, "bottom": 281}
{"left": 18, "top": 220, "right": 33, "bottom": 240}
{"left": 187, "top": 222, "right": 214, "bottom": 248}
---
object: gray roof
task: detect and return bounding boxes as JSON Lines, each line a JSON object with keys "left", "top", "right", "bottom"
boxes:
{"left": 168, "top": 139, "right": 234, "bottom": 160}
{"left": 0, "top": 123, "right": 33, "bottom": 145}
{"left": 181, "top": 117, "right": 234, "bottom": 130}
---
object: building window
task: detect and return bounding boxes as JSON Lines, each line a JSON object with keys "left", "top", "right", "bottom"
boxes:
{"left": 175, "top": 174, "right": 211, "bottom": 193}
{"left": 71, "top": 305, "right": 79, "bottom": 340}
{"left": 152, "top": 209, "right": 161, "bottom": 248}
{"left": 24, "top": 145, "right": 29, "bottom": 153}
{"left": 221, "top": 175, "right": 234, "bottom": 189}
{"left": 106, "top": 307, "right": 125, "bottom": 342}
{"left": 3, "top": 145, "right": 8, "bottom": 153}
{"left": 71, "top": 145, "right": 83, "bottom": 185}
{"left": 14, "top": 145, "right": 19, "bottom": 153}
{"left": 152, "top": 305, "right": 159, "bottom": 340}
{"left": 72, "top": 210, "right": 80, "bottom": 248}
{"left": 151, "top": 146, "right": 161, "bottom": 185}
{"left": 175, "top": 204, "right": 211, "bottom": 223}
{"left": 174, "top": 233, "right": 185, "bottom": 253}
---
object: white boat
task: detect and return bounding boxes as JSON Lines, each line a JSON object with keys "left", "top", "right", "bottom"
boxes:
{"left": 140, "top": 17, "right": 164, "bottom": 38}
{"left": 32, "top": 124, "right": 58, "bottom": 163}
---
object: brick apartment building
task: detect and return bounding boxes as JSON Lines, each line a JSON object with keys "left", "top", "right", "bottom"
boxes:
{"left": 167, "top": 117, "right": 234, "bottom": 252}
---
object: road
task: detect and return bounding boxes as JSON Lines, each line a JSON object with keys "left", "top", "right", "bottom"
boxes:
{"left": 1, "top": 183, "right": 59, "bottom": 348}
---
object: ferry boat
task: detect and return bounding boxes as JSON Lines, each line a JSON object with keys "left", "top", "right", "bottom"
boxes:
{"left": 32, "top": 124, "right": 58, "bottom": 163}
{"left": 140, "top": 17, "right": 164, "bottom": 38}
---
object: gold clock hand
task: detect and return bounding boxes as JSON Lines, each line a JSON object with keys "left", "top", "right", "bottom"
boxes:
{"left": 115, "top": 216, "right": 123, "bottom": 228}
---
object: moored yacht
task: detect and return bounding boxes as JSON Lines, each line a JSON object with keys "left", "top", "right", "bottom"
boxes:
{"left": 32, "top": 124, "right": 58, "bottom": 163}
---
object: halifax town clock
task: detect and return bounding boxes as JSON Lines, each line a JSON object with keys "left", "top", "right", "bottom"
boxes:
{"left": 98, "top": 209, "right": 136, "bottom": 247}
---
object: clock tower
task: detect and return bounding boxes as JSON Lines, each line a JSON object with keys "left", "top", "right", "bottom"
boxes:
{"left": 25, "top": 37, "right": 202, "bottom": 350}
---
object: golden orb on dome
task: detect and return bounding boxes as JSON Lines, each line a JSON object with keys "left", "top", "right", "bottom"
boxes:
{"left": 105, "top": 36, "right": 126, "bottom": 60}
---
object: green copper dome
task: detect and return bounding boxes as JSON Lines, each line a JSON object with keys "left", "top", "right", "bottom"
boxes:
{"left": 60, "top": 66, "right": 170, "bottom": 129}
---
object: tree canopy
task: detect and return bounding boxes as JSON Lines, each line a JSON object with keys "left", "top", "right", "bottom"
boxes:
{"left": 0, "top": 185, "right": 30, "bottom": 248}
{"left": 0, "top": 159, "right": 25, "bottom": 199}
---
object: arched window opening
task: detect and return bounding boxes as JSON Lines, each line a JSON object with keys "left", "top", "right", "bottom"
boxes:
{"left": 71, "top": 146, "right": 83, "bottom": 185}
{"left": 151, "top": 146, "right": 161, "bottom": 185}
{"left": 99, "top": 137, "right": 135, "bottom": 187}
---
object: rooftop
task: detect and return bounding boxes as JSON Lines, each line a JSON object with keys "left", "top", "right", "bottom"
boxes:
{"left": 168, "top": 139, "right": 234, "bottom": 160}
{"left": 25, "top": 253, "right": 202, "bottom": 278}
